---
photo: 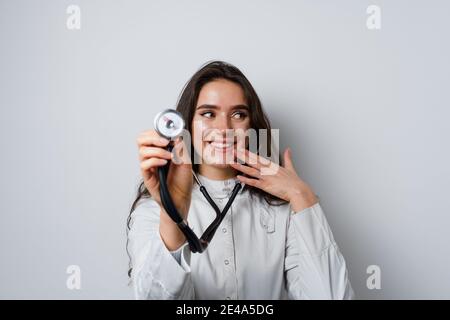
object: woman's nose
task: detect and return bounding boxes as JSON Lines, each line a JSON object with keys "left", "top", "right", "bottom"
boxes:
{"left": 214, "top": 113, "right": 232, "bottom": 130}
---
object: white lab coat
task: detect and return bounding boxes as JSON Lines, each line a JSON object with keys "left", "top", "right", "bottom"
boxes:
{"left": 127, "top": 174, "right": 354, "bottom": 300}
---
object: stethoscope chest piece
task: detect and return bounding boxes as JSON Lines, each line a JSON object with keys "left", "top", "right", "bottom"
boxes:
{"left": 154, "top": 109, "right": 185, "bottom": 140}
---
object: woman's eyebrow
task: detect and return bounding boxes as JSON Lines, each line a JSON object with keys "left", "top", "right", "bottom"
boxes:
{"left": 231, "top": 104, "right": 249, "bottom": 111}
{"left": 196, "top": 104, "right": 219, "bottom": 110}
{"left": 196, "top": 104, "right": 249, "bottom": 110}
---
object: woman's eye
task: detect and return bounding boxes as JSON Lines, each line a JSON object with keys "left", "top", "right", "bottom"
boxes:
{"left": 232, "top": 111, "right": 248, "bottom": 120}
{"left": 200, "top": 111, "right": 214, "bottom": 118}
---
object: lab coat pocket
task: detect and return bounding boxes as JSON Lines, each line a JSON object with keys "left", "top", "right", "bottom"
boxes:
{"left": 259, "top": 205, "right": 275, "bottom": 233}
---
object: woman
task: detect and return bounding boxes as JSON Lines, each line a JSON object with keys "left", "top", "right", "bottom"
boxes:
{"left": 127, "top": 60, "right": 354, "bottom": 300}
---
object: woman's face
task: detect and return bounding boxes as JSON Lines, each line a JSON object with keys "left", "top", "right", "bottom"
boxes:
{"left": 192, "top": 79, "right": 251, "bottom": 168}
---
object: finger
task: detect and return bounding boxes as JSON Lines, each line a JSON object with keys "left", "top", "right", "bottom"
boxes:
{"left": 236, "top": 175, "right": 263, "bottom": 189}
{"left": 235, "top": 148, "right": 271, "bottom": 170}
{"left": 283, "top": 147, "right": 295, "bottom": 172}
{"left": 141, "top": 157, "right": 167, "bottom": 183}
{"left": 140, "top": 158, "right": 168, "bottom": 175}
{"left": 139, "top": 146, "right": 173, "bottom": 161}
{"left": 137, "top": 134, "right": 170, "bottom": 148}
{"left": 230, "top": 162, "right": 261, "bottom": 179}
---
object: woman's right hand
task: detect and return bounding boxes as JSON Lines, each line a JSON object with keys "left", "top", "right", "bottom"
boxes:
{"left": 137, "top": 129, "right": 193, "bottom": 221}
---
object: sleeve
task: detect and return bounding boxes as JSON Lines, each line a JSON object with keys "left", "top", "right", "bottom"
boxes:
{"left": 284, "top": 202, "right": 355, "bottom": 300}
{"left": 127, "top": 198, "right": 194, "bottom": 300}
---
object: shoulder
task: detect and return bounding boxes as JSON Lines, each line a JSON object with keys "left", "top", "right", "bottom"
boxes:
{"left": 133, "top": 196, "right": 159, "bottom": 211}
{"left": 128, "top": 196, "right": 161, "bottom": 229}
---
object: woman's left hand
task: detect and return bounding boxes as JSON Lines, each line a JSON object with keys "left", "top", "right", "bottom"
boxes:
{"left": 230, "top": 147, "right": 318, "bottom": 213}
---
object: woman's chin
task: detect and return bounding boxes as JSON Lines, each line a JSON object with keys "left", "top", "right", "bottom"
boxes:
{"left": 201, "top": 155, "right": 235, "bottom": 168}
{"left": 200, "top": 149, "right": 236, "bottom": 167}
{"left": 203, "top": 160, "right": 233, "bottom": 168}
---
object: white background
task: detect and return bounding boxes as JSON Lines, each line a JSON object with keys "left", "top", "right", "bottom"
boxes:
{"left": 1, "top": 0, "right": 449, "bottom": 299}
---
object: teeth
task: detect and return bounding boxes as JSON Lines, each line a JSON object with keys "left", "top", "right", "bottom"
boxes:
{"left": 210, "top": 142, "right": 233, "bottom": 148}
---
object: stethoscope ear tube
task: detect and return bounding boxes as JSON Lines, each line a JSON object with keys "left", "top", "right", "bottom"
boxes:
{"left": 200, "top": 183, "right": 241, "bottom": 243}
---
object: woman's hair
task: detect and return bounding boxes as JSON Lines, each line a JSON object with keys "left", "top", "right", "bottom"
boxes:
{"left": 126, "top": 60, "right": 286, "bottom": 277}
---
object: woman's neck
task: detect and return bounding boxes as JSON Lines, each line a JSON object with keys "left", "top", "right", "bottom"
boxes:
{"left": 198, "top": 164, "right": 237, "bottom": 181}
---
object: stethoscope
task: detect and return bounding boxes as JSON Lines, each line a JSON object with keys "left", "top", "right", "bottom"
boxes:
{"left": 154, "top": 109, "right": 242, "bottom": 253}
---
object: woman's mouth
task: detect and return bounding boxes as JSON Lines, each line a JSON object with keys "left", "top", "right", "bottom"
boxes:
{"left": 207, "top": 141, "right": 236, "bottom": 153}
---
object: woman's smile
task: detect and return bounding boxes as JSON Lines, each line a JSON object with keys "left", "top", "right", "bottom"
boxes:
{"left": 206, "top": 138, "right": 237, "bottom": 153}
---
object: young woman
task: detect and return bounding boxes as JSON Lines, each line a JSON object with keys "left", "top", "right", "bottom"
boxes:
{"left": 127, "top": 61, "right": 354, "bottom": 300}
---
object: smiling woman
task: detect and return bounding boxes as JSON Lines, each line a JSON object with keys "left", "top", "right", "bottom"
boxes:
{"left": 192, "top": 79, "right": 251, "bottom": 174}
{"left": 127, "top": 60, "right": 355, "bottom": 300}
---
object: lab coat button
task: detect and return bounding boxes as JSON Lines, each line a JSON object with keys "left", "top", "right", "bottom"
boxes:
{"left": 224, "top": 259, "right": 229, "bottom": 265}
{"left": 222, "top": 228, "right": 227, "bottom": 233}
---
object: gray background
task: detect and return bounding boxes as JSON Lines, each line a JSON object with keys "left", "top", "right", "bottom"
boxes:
{"left": 1, "top": 0, "right": 449, "bottom": 299}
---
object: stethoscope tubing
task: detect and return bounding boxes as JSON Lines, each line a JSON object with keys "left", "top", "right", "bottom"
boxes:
{"left": 157, "top": 145, "right": 242, "bottom": 253}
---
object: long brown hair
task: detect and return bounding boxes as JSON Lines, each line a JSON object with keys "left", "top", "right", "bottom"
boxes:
{"left": 126, "top": 60, "right": 286, "bottom": 276}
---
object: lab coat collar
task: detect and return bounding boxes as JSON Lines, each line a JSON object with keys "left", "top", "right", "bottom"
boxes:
{"left": 193, "top": 173, "right": 246, "bottom": 198}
